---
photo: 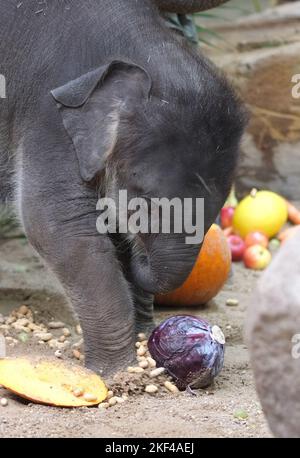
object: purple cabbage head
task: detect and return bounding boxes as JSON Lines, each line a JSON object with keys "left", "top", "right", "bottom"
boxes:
{"left": 148, "top": 315, "right": 225, "bottom": 390}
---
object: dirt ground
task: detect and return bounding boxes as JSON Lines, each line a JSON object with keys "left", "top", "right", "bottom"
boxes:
{"left": 0, "top": 237, "right": 272, "bottom": 438}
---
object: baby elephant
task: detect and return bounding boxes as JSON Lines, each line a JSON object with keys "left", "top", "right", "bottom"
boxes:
{"left": 0, "top": 0, "right": 245, "bottom": 375}
{"left": 246, "top": 228, "right": 300, "bottom": 437}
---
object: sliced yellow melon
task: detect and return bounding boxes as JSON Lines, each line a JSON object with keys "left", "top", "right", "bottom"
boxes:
{"left": 0, "top": 357, "right": 108, "bottom": 407}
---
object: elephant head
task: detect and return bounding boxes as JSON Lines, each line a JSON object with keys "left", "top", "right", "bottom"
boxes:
{"left": 52, "top": 47, "right": 246, "bottom": 294}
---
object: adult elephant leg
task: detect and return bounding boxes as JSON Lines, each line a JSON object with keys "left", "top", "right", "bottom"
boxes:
{"left": 18, "top": 146, "right": 135, "bottom": 376}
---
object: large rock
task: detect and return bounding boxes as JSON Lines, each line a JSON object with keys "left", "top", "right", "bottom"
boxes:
{"left": 246, "top": 228, "right": 300, "bottom": 438}
{"left": 203, "top": 2, "right": 300, "bottom": 199}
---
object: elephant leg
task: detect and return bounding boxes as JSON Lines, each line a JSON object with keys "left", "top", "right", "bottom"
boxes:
{"left": 18, "top": 148, "right": 135, "bottom": 376}
{"left": 133, "top": 286, "right": 156, "bottom": 336}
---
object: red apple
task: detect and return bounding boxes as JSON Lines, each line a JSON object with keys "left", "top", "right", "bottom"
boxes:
{"left": 221, "top": 206, "right": 235, "bottom": 229}
{"left": 243, "top": 245, "right": 272, "bottom": 270}
{"left": 227, "top": 235, "right": 246, "bottom": 262}
{"left": 244, "top": 231, "right": 269, "bottom": 249}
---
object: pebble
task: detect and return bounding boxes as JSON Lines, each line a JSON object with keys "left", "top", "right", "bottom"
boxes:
{"left": 58, "top": 335, "right": 66, "bottom": 343}
{"left": 0, "top": 398, "right": 8, "bottom": 407}
{"left": 164, "top": 381, "right": 179, "bottom": 394}
{"left": 139, "top": 360, "right": 149, "bottom": 369}
{"left": 107, "top": 390, "right": 114, "bottom": 399}
{"left": 54, "top": 350, "right": 63, "bottom": 359}
{"left": 226, "top": 298, "right": 239, "bottom": 307}
{"left": 48, "top": 321, "right": 65, "bottom": 329}
{"left": 145, "top": 384, "right": 158, "bottom": 394}
{"left": 150, "top": 367, "right": 165, "bottom": 378}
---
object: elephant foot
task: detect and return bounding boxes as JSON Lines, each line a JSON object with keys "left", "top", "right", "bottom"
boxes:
{"left": 135, "top": 319, "right": 156, "bottom": 338}
{"left": 85, "top": 348, "right": 136, "bottom": 378}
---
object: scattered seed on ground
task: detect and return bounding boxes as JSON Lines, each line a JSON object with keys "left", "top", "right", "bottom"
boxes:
{"left": 150, "top": 367, "right": 165, "bottom": 378}
{"left": 34, "top": 332, "right": 52, "bottom": 342}
{"left": 226, "top": 298, "right": 239, "bottom": 307}
{"left": 83, "top": 393, "right": 97, "bottom": 403}
{"left": 0, "top": 398, "right": 8, "bottom": 407}
{"left": 145, "top": 385, "right": 158, "bottom": 394}
{"left": 108, "top": 397, "right": 118, "bottom": 406}
{"left": 73, "top": 387, "right": 84, "bottom": 397}
{"left": 138, "top": 333, "right": 146, "bottom": 341}
{"left": 75, "top": 325, "right": 82, "bottom": 335}
{"left": 62, "top": 328, "right": 71, "bottom": 337}
{"left": 137, "top": 346, "right": 147, "bottom": 356}
{"left": 72, "top": 349, "right": 81, "bottom": 360}
{"left": 72, "top": 339, "right": 83, "bottom": 349}
{"left": 18, "top": 305, "right": 29, "bottom": 315}
{"left": 147, "top": 357, "right": 156, "bottom": 368}
{"left": 164, "top": 381, "right": 179, "bottom": 394}
{"left": 48, "top": 321, "right": 65, "bottom": 329}
{"left": 99, "top": 402, "right": 110, "bottom": 409}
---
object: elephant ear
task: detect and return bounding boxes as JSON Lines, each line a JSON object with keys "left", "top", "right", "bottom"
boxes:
{"left": 51, "top": 61, "right": 152, "bottom": 182}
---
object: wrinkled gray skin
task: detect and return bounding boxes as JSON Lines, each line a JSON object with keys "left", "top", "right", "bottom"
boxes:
{"left": 0, "top": 0, "right": 246, "bottom": 375}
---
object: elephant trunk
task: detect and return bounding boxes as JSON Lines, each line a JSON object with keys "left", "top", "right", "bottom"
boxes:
{"left": 130, "top": 236, "right": 201, "bottom": 294}
{"left": 155, "top": 0, "right": 229, "bottom": 13}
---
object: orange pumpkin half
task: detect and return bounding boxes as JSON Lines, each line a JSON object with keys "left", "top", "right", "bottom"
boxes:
{"left": 155, "top": 224, "right": 231, "bottom": 306}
